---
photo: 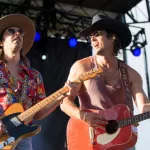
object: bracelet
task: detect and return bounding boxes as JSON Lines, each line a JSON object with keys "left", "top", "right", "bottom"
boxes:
{"left": 82, "top": 111, "right": 88, "bottom": 121}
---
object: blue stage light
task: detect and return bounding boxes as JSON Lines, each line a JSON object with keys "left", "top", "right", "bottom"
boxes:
{"left": 34, "top": 32, "right": 41, "bottom": 42}
{"left": 68, "top": 37, "right": 77, "bottom": 48}
{"left": 132, "top": 47, "right": 141, "bottom": 57}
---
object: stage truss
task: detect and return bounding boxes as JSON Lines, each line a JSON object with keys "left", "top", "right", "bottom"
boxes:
{"left": 0, "top": 0, "right": 149, "bottom": 39}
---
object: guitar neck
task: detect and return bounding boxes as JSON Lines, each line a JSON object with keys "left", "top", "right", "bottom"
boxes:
{"left": 18, "top": 78, "right": 81, "bottom": 122}
{"left": 118, "top": 111, "right": 150, "bottom": 128}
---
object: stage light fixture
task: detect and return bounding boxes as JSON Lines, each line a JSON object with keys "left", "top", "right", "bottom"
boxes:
{"left": 68, "top": 37, "right": 78, "bottom": 48}
{"left": 131, "top": 47, "right": 141, "bottom": 57}
{"left": 34, "top": 32, "right": 41, "bottom": 42}
{"left": 129, "top": 28, "right": 147, "bottom": 57}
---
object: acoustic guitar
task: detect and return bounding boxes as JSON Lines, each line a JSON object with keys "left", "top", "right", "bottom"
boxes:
{"left": 67, "top": 104, "right": 150, "bottom": 150}
{"left": 0, "top": 68, "right": 103, "bottom": 150}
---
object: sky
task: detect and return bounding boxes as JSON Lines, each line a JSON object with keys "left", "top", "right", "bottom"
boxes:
{"left": 124, "top": 0, "right": 150, "bottom": 149}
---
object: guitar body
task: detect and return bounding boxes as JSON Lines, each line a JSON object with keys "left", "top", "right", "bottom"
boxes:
{"left": 67, "top": 104, "right": 138, "bottom": 150}
{"left": 0, "top": 69, "right": 103, "bottom": 150}
{"left": 0, "top": 103, "right": 41, "bottom": 150}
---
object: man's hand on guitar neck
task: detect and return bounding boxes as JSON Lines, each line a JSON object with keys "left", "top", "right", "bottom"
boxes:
{"left": 80, "top": 110, "right": 108, "bottom": 130}
{"left": 64, "top": 80, "right": 78, "bottom": 96}
{"left": 57, "top": 80, "right": 78, "bottom": 103}
{"left": 0, "top": 120, "right": 6, "bottom": 135}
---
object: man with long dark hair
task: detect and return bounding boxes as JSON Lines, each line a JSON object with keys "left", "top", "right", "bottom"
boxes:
{"left": 60, "top": 14, "right": 150, "bottom": 150}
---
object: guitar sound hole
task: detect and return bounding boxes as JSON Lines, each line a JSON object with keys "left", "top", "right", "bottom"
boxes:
{"left": 105, "top": 120, "right": 118, "bottom": 134}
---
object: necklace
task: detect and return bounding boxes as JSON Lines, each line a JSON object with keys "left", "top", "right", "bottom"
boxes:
{"left": 9, "top": 76, "right": 19, "bottom": 92}
{"left": 95, "top": 56, "right": 120, "bottom": 85}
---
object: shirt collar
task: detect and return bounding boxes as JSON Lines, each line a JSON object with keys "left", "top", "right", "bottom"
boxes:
{"left": 0, "top": 60, "right": 31, "bottom": 77}
{"left": 19, "top": 61, "right": 31, "bottom": 77}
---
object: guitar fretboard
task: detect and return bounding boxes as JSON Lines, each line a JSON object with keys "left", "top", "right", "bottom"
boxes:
{"left": 118, "top": 111, "right": 150, "bottom": 127}
{"left": 17, "top": 69, "right": 102, "bottom": 122}
{"left": 18, "top": 86, "right": 69, "bottom": 122}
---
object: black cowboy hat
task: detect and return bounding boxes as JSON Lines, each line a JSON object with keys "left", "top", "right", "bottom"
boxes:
{"left": 79, "top": 14, "right": 132, "bottom": 49}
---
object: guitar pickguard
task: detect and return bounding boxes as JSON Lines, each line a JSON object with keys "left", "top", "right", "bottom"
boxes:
{"left": 0, "top": 113, "right": 40, "bottom": 150}
{"left": 97, "top": 128, "right": 121, "bottom": 145}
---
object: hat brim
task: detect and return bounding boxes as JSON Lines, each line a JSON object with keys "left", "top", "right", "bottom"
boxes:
{"left": 0, "top": 14, "right": 35, "bottom": 55}
{"left": 79, "top": 19, "right": 132, "bottom": 49}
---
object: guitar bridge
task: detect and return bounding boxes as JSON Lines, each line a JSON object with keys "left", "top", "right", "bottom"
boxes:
{"left": 0, "top": 137, "right": 15, "bottom": 149}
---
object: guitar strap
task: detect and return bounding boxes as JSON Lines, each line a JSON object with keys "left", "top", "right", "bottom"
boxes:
{"left": 118, "top": 60, "right": 134, "bottom": 115}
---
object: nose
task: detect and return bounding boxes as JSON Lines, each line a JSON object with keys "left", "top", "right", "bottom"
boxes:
{"left": 91, "top": 35, "right": 97, "bottom": 41}
{"left": 15, "top": 30, "right": 21, "bottom": 36}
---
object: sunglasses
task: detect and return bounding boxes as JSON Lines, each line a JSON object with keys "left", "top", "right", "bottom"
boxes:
{"left": 7, "top": 28, "right": 25, "bottom": 37}
{"left": 87, "top": 31, "right": 104, "bottom": 41}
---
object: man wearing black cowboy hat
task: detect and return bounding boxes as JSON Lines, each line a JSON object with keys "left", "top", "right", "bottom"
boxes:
{"left": 0, "top": 14, "right": 67, "bottom": 150}
{"left": 60, "top": 14, "right": 150, "bottom": 150}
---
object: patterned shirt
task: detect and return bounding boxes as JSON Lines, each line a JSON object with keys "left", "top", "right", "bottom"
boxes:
{"left": 0, "top": 61, "right": 46, "bottom": 115}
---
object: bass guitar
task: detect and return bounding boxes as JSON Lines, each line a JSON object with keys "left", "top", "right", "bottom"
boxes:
{"left": 0, "top": 68, "right": 102, "bottom": 150}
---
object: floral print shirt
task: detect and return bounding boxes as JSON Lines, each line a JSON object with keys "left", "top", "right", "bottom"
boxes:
{"left": 0, "top": 61, "right": 46, "bottom": 115}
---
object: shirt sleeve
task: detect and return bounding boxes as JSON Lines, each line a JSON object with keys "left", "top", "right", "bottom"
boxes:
{"left": 36, "top": 72, "right": 46, "bottom": 103}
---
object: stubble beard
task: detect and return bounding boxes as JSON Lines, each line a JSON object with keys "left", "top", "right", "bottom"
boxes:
{"left": 12, "top": 42, "right": 21, "bottom": 54}
{"left": 95, "top": 48, "right": 104, "bottom": 55}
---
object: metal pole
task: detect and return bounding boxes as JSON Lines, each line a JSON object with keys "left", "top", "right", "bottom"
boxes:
{"left": 145, "top": 0, "right": 150, "bottom": 21}
{"left": 121, "top": 13, "right": 150, "bottom": 98}
{"left": 143, "top": 46, "right": 150, "bottom": 98}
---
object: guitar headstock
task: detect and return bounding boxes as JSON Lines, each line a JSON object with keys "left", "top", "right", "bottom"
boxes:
{"left": 78, "top": 68, "right": 103, "bottom": 82}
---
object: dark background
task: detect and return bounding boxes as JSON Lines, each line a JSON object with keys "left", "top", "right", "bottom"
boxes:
{"left": 27, "top": 37, "right": 92, "bottom": 150}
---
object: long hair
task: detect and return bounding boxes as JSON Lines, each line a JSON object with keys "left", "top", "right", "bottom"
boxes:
{"left": 0, "top": 30, "right": 5, "bottom": 62}
{"left": 106, "top": 31, "right": 121, "bottom": 56}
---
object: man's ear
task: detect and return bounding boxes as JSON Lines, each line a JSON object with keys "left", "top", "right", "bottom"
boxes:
{"left": 111, "top": 34, "right": 116, "bottom": 42}
{"left": 0, "top": 42, "right": 3, "bottom": 47}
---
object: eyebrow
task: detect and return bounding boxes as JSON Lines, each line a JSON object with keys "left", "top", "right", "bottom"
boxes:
{"left": 7, "top": 27, "right": 21, "bottom": 30}
{"left": 92, "top": 30, "right": 105, "bottom": 34}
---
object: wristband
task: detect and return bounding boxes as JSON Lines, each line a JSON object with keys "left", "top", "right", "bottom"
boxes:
{"left": 82, "top": 111, "right": 88, "bottom": 121}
